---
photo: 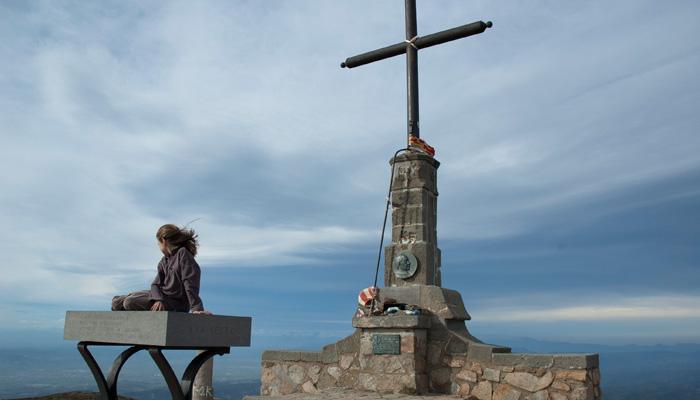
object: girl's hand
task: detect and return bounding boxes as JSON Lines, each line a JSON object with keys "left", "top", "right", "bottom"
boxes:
{"left": 150, "top": 301, "right": 165, "bottom": 311}
{"left": 192, "top": 309, "right": 213, "bottom": 315}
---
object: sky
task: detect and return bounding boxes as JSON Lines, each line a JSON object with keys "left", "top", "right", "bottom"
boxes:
{"left": 0, "top": 0, "right": 699, "bottom": 359}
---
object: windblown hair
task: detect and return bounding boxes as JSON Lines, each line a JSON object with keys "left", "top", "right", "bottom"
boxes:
{"left": 156, "top": 224, "right": 199, "bottom": 256}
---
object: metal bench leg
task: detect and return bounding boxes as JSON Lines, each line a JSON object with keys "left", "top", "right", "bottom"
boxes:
{"left": 149, "top": 348, "right": 186, "bottom": 400}
{"left": 78, "top": 342, "right": 142, "bottom": 400}
{"left": 148, "top": 347, "right": 230, "bottom": 400}
{"left": 180, "top": 348, "right": 230, "bottom": 400}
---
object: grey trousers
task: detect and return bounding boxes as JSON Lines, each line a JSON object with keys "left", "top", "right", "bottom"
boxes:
{"left": 111, "top": 290, "right": 153, "bottom": 311}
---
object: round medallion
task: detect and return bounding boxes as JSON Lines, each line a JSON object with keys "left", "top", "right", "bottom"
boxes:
{"left": 392, "top": 251, "right": 418, "bottom": 279}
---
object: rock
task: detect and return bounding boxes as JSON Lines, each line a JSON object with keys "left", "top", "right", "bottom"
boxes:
{"left": 484, "top": 368, "right": 501, "bottom": 382}
{"left": 327, "top": 366, "right": 342, "bottom": 379}
{"left": 261, "top": 366, "right": 277, "bottom": 384}
{"left": 276, "top": 378, "right": 296, "bottom": 395}
{"left": 308, "top": 365, "right": 321, "bottom": 384}
{"left": 288, "top": 364, "right": 305, "bottom": 385}
{"left": 550, "top": 393, "right": 568, "bottom": 400}
{"left": 366, "top": 355, "right": 404, "bottom": 373}
{"left": 457, "top": 369, "right": 478, "bottom": 383}
{"left": 360, "top": 336, "right": 373, "bottom": 355}
{"left": 471, "top": 364, "right": 484, "bottom": 375}
{"left": 358, "top": 354, "right": 369, "bottom": 369}
{"left": 504, "top": 371, "right": 553, "bottom": 392}
{"left": 502, "top": 366, "right": 515, "bottom": 373}
{"left": 416, "top": 337, "right": 428, "bottom": 354}
{"left": 537, "top": 371, "right": 554, "bottom": 391}
{"left": 340, "top": 354, "right": 354, "bottom": 370}
{"left": 316, "top": 369, "right": 335, "bottom": 390}
{"left": 449, "top": 356, "right": 466, "bottom": 368}
{"left": 551, "top": 380, "right": 571, "bottom": 392}
{"left": 428, "top": 343, "right": 443, "bottom": 365}
{"left": 376, "top": 374, "right": 404, "bottom": 393}
{"left": 272, "top": 363, "right": 288, "bottom": 376}
{"left": 388, "top": 357, "right": 405, "bottom": 373}
{"left": 493, "top": 383, "right": 520, "bottom": 400}
{"left": 430, "top": 367, "right": 452, "bottom": 385}
{"left": 472, "top": 381, "right": 493, "bottom": 400}
{"left": 301, "top": 380, "right": 317, "bottom": 393}
{"left": 400, "top": 372, "right": 421, "bottom": 392}
{"left": 555, "top": 370, "right": 588, "bottom": 382}
{"left": 459, "top": 383, "right": 472, "bottom": 396}
{"left": 338, "top": 369, "right": 359, "bottom": 388}
{"left": 526, "top": 390, "right": 548, "bottom": 400}
{"left": 570, "top": 386, "right": 594, "bottom": 400}
{"left": 401, "top": 335, "right": 416, "bottom": 353}
{"left": 358, "top": 373, "right": 377, "bottom": 391}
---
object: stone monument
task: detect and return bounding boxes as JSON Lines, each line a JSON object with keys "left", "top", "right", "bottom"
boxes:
{"left": 255, "top": 2, "right": 602, "bottom": 399}
{"left": 256, "top": 147, "right": 601, "bottom": 399}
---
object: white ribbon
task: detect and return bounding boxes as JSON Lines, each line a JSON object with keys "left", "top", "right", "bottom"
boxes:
{"left": 405, "top": 35, "right": 419, "bottom": 50}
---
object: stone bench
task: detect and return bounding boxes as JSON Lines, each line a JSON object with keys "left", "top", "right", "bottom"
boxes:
{"left": 64, "top": 311, "right": 252, "bottom": 400}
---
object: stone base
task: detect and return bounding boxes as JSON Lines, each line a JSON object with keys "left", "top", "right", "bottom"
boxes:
{"left": 260, "top": 344, "right": 600, "bottom": 399}
{"left": 258, "top": 287, "right": 601, "bottom": 399}
{"left": 353, "top": 315, "right": 430, "bottom": 393}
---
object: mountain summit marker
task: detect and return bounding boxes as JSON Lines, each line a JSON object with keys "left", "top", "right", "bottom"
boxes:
{"left": 255, "top": 2, "right": 601, "bottom": 398}
{"left": 341, "top": 0, "right": 492, "bottom": 144}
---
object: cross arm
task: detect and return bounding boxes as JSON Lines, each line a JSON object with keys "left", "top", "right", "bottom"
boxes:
{"left": 340, "top": 20, "right": 492, "bottom": 69}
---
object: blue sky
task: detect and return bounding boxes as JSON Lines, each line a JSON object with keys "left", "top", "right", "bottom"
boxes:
{"left": 0, "top": 0, "right": 699, "bottom": 356}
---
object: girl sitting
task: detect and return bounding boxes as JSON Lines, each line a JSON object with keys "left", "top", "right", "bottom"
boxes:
{"left": 112, "top": 224, "right": 210, "bottom": 314}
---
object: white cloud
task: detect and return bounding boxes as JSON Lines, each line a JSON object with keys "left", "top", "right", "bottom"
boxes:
{"left": 196, "top": 223, "right": 371, "bottom": 267}
{"left": 476, "top": 295, "right": 700, "bottom": 322}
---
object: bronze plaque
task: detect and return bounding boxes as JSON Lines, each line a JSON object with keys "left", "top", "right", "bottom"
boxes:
{"left": 392, "top": 251, "right": 418, "bottom": 279}
{"left": 372, "top": 334, "right": 401, "bottom": 355}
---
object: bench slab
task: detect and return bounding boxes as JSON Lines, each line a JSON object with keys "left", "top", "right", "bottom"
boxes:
{"left": 64, "top": 311, "right": 251, "bottom": 347}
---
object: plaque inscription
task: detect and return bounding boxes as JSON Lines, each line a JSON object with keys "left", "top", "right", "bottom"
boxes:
{"left": 372, "top": 334, "right": 401, "bottom": 355}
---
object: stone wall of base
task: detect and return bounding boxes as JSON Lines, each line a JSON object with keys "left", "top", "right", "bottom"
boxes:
{"left": 260, "top": 331, "right": 359, "bottom": 396}
{"left": 262, "top": 359, "right": 600, "bottom": 399}
{"left": 428, "top": 355, "right": 600, "bottom": 400}
{"left": 260, "top": 331, "right": 601, "bottom": 399}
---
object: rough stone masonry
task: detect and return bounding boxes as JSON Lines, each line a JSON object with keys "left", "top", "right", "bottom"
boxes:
{"left": 255, "top": 153, "right": 602, "bottom": 400}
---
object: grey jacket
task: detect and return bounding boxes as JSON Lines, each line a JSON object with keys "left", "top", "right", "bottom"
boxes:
{"left": 150, "top": 247, "right": 204, "bottom": 312}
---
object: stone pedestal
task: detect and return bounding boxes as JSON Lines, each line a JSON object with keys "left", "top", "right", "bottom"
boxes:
{"left": 193, "top": 355, "right": 215, "bottom": 400}
{"left": 353, "top": 316, "right": 430, "bottom": 394}
{"left": 385, "top": 153, "right": 441, "bottom": 287}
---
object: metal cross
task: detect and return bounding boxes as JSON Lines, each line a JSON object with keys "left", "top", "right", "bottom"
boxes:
{"left": 341, "top": 0, "right": 492, "bottom": 144}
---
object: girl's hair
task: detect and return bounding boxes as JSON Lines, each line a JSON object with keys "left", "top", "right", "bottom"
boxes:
{"left": 156, "top": 224, "right": 199, "bottom": 256}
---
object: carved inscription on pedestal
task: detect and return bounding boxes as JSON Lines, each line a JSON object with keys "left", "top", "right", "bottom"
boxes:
{"left": 372, "top": 334, "right": 401, "bottom": 355}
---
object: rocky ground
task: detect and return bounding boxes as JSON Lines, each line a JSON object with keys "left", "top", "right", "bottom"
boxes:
{"left": 8, "top": 392, "right": 136, "bottom": 400}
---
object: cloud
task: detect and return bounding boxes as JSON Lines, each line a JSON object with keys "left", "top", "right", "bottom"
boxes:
{"left": 476, "top": 295, "right": 700, "bottom": 322}
{"left": 197, "top": 223, "right": 371, "bottom": 267}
